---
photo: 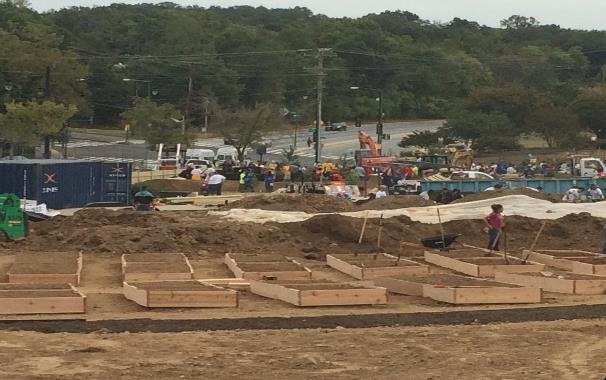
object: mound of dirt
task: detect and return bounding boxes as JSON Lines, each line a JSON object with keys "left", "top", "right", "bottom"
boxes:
{"left": 5, "top": 207, "right": 603, "bottom": 258}
{"left": 136, "top": 179, "right": 201, "bottom": 194}
{"left": 451, "top": 188, "right": 560, "bottom": 204}
{"left": 13, "top": 208, "right": 297, "bottom": 256}
{"left": 228, "top": 194, "right": 355, "bottom": 213}
{"left": 357, "top": 196, "right": 432, "bottom": 210}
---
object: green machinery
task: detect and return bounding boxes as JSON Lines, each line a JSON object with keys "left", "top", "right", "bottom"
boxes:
{"left": 0, "top": 193, "right": 27, "bottom": 241}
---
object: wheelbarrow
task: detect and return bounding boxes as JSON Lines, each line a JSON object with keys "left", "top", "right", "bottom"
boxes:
{"left": 420, "top": 233, "right": 460, "bottom": 249}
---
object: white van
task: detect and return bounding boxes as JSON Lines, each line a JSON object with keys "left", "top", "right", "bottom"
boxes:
{"left": 215, "top": 147, "right": 239, "bottom": 164}
{"left": 186, "top": 148, "right": 215, "bottom": 162}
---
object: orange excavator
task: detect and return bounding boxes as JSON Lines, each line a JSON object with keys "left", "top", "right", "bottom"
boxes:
{"left": 356, "top": 131, "right": 396, "bottom": 166}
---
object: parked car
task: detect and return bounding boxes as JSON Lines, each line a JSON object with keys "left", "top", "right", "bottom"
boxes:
{"left": 325, "top": 122, "right": 348, "bottom": 132}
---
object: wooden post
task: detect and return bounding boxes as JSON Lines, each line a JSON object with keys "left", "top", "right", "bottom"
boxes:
{"left": 377, "top": 213, "right": 384, "bottom": 249}
{"left": 524, "top": 220, "right": 547, "bottom": 263}
{"left": 437, "top": 208, "right": 446, "bottom": 250}
{"left": 358, "top": 211, "right": 370, "bottom": 245}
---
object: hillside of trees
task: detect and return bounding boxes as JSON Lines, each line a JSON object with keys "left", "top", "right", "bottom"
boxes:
{"left": 2, "top": 1, "right": 606, "bottom": 152}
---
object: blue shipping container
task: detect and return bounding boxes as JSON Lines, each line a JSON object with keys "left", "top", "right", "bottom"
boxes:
{"left": 100, "top": 162, "right": 132, "bottom": 204}
{"left": 0, "top": 160, "right": 132, "bottom": 209}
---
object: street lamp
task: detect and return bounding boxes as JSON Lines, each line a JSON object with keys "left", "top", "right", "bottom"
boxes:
{"left": 350, "top": 86, "right": 383, "bottom": 155}
{"left": 123, "top": 78, "right": 151, "bottom": 99}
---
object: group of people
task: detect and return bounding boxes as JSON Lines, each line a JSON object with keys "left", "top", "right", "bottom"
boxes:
{"left": 562, "top": 184, "right": 604, "bottom": 202}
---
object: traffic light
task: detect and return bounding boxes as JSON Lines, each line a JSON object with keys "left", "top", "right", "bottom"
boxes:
{"left": 312, "top": 130, "right": 318, "bottom": 142}
{"left": 376, "top": 122, "right": 383, "bottom": 136}
{"left": 355, "top": 119, "right": 362, "bottom": 128}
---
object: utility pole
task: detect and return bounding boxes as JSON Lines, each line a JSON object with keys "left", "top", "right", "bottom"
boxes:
{"left": 184, "top": 75, "right": 193, "bottom": 135}
{"left": 43, "top": 66, "right": 52, "bottom": 159}
{"left": 315, "top": 48, "right": 332, "bottom": 164}
{"left": 377, "top": 91, "right": 383, "bottom": 156}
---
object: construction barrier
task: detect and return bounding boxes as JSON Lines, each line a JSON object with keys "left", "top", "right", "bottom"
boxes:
{"left": 420, "top": 177, "right": 606, "bottom": 194}
{"left": 131, "top": 169, "right": 179, "bottom": 184}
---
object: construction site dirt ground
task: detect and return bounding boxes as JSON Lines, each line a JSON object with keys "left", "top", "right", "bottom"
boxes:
{"left": 1, "top": 194, "right": 605, "bottom": 378}
{"left": 0, "top": 319, "right": 604, "bottom": 379}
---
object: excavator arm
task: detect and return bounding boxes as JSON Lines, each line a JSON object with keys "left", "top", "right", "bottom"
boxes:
{"left": 358, "top": 131, "right": 379, "bottom": 157}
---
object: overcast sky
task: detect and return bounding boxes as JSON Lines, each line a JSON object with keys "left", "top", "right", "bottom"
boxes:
{"left": 29, "top": 0, "right": 606, "bottom": 31}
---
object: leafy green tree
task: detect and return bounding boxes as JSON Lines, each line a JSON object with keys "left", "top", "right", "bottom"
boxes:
{"left": 571, "top": 86, "right": 606, "bottom": 137}
{"left": 0, "top": 100, "right": 76, "bottom": 158}
{"left": 526, "top": 101, "right": 581, "bottom": 148}
{"left": 121, "top": 98, "right": 185, "bottom": 146}
{"left": 445, "top": 110, "right": 520, "bottom": 152}
{"left": 399, "top": 130, "right": 452, "bottom": 149}
{"left": 0, "top": 102, "right": 36, "bottom": 157}
{"left": 217, "top": 103, "right": 280, "bottom": 161}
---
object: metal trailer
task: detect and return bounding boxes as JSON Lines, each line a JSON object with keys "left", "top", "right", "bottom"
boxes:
{"left": 420, "top": 178, "right": 606, "bottom": 194}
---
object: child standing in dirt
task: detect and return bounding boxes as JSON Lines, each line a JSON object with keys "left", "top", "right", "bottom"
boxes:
{"left": 484, "top": 204, "right": 504, "bottom": 251}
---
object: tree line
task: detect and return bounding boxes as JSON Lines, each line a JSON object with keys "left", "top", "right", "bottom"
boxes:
{"left": 1, "top": 1, "right": 606, "bottom": 155}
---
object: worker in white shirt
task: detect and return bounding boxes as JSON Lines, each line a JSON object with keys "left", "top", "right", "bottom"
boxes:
{"left": 588, "top": 184, "right": 604, "bottom": 201}
{"left": 562, "top": 187, "right": 581, "bottom": 202}
{"left": 375, "top": 185, "right": 388, "bottom": 199}
{"left": 206, "top": 173, "right": 226, "bottom": 195}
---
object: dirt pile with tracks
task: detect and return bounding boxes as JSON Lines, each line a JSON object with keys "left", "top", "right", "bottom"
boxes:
{"left": 228, "top": 193, "right": 355, "bottom": 213}
{"left": 229, "top": 193, "right": 430, "bottom": 213}
{"left": 357, "top": 196, "right": 432, "bottom": 210}
{"left": 7, "top": 208, "right": 603, "bottom": 257}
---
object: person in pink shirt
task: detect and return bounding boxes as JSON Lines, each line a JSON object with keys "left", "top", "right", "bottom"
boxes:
{"left": 484, "top": 204, "right": 504, "bottom": 251}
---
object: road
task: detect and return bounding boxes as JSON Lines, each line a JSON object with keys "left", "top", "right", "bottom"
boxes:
{"left": 67, "top": 120, "right": 443, "bottom": 165}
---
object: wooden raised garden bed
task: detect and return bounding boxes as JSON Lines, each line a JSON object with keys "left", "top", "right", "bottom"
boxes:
{"left": 326, "top": 253, "right": 429, "bottom": 280}
{"left": 570, "top": 257, "right": 606, "bottom": 276}
{"left": 495, "top": 271, "right": 606, "bottom": 295}
{"left": 424, "top": 251, "right": 545, "bottom": 277}
{"left": 8, "top": 252, "right": 83, "bottom": 285}
{"left": 249, "top": 280, "right": 388, "bottom": 306}
{"left": 123, "top": 280, "right": 238, "bottom": 308}
{"left": 121, "top": 253, "right": 194, "bottom": 282}
{"left": 522, "top": 250, "right": 600, "bottom": 271}
{"left": 0, "top": 283, "right": 86, "bottom": 314}
{"left": 374, "top": 274, "right": 541, "bottom": 304}
{"left": 224, "top": 253, "right": 311, "bottom": 280}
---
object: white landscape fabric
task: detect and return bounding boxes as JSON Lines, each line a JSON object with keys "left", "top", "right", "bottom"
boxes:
{"left": 211, "top": 195, "right": 606, "bottom": 224}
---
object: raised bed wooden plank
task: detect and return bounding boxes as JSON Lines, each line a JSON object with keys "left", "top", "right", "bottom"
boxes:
{"left": 121, "top": 253, "right": 194, "bottom": 282}
{"left": 496, "top": 270, "right": 606, "bottom": 295}
{"left": 424, "top": 252, "right": 544, "bottom": 277}
{"left": 422, "top": 285, "right": 541, "bottom": 304}
{"left": 374, "top": 273, "right": 540, "bottom": 304}
{"left": 122, "top": 252, "right": 190, "bottom": 264}
{"left": 495, "top": 272, "right": 574, "bottom": 294}
{"left": 123, "top": 281, "right": 238, "bottom": 308}
{"left": 424, "top": 251, "right": 480, "bottom": 276}
{"left": 327, "top": 253, "right": 429, "bottom": 280}
{"left": 571, "top": 257, "right": 606, "bottom": 276}
{"left": 224, "top": 254, "right": 312, "bottom": 281}
{"left": 8, "top": 252, "right": 82, "bottom": 285}
{"left": 122, "top": 262, "right": 194, "bottom": 282}
{"left": 522, "top": 250, "right": 599, "bottom": 271}
{"left": 249, "top": 280, "right": 388, "bottom": 306}
{"left": 225, "top": 253, "right": 288, "bottom": 263}
{"left": 197, "top": 278, "right": 250, "bottom": 291}
{"left": 0, "top": 284, "right": 86, "bottom": 315}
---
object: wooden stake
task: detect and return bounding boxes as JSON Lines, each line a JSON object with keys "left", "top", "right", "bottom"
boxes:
{"left": 437, "top": 208, "right": 446, "bottom": 250}
{"left": 377, "top": 213, "right": 384, "bottom": 249}
{"left": 503, "top": 229, "right": 509, "bottom": 264}
{"left": 529, "top": 220, "right": 547, "bottom": 252}
{"left": 523, "top": 220, "right": 547, "bottom": 263}
{"left": 358, "top": 211, "right": 370, "bottom": 245}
